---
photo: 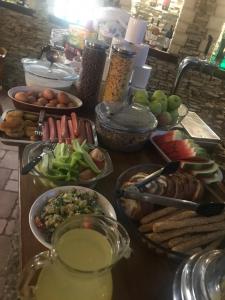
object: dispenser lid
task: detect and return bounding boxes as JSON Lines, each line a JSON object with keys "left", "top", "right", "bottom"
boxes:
{"left": 95, "top": 102, "right": 158, "bottom": 133}
{"left": 85, "top": 39, "right": 109, "bottom": 50}
{"left": 112, "top": 40, "right": 136, "bottom": 57}
{"left": 22, "top": 58, "right": 79, "bottom": 81}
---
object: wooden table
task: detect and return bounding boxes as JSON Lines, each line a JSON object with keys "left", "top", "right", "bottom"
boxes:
{"left": 19, "top": 144, "right": 179, "bottom": 300}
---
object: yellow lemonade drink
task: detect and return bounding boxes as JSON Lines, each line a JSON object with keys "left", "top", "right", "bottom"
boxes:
{"left": 36, "top": 228, "right": 113, "bottom": 300}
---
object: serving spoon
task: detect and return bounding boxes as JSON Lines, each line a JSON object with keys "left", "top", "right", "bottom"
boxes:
{"left": 119, "top": 188, "right": 225, "bottom": 217}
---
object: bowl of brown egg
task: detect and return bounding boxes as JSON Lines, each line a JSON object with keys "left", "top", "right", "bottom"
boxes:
{"left": 8, "top": 86, "right": 83, "bottom": 115}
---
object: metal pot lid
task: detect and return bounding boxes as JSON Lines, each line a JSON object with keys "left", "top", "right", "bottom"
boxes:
{"left": 95, "top": 102, "right": 157, "bottom": 133}
{"left": 21, "top": 58, "right": 79, "bottom": 81}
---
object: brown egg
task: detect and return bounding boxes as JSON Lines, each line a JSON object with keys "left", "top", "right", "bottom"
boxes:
{"left": 30, "top": 135, "right": 38, "bottom": 141}
{"left": 56, "top": 103, "right": 66, "bottom": 108}
{"left": 37, "top": 97, "right": 48, "bottom": 106}
{"left": 49, "top": 99, "right": 58, "bottom": 107}
{"left": 68, "top": 102, "right": 76, "bottom": 107}
{"left": 15, "top": 92, "right": 28, "bottom": 102}
{"left": 45, "top": 102, "right": 55, "bottom": 107}
{"left": 79, "top": 169, "right": 96, "bottom": 181}
{"left": 27, "top": 95, "right": 37, "bottom": 104}
{"left": 42, "top": 89, "right": 55, "bottom": 100}
{"left": 27, "top": 91, "right": 34, "bottom": 96}
{"left": 57, "top": 92, "right": 70, "bottom": 105}
{"left": 27, "top": 90, "right": 38, "bottom": 98}
{"left": 33, "top": 102, "right": 42, "bottom": 106}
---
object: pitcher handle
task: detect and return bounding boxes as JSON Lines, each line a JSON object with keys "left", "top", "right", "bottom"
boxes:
{"left": 19, "top": 251, "right": 51, "bottom": 300}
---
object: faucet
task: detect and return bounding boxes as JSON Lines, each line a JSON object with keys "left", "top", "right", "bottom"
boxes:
{"left": 172, "top": 56, "right": 218, "bottom": 94}
{"left": 172, "top": 34, "right": 222, "bottom": 94}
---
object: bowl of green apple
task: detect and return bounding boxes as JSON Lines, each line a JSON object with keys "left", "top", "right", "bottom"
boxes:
{"left": 132, "top": 89, "right": 188, "bottom": 130}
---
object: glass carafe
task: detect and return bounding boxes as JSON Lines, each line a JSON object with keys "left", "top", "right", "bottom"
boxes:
{"left": 19, "top": 215, "right": 130, "bottom": 300}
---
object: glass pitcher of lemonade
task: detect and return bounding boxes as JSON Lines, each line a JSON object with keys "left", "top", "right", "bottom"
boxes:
{"left": 19, "top": 215, "right": 130, "bottom": 300}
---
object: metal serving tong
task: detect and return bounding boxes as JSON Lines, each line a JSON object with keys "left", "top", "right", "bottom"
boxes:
{"left": 134, "top": 161, "right": 180, "bottom": 190}
{"left": 119, "top": 161, "right": 225, "bottom": 217}
{"left": 120, "top": 189, "right": 225, "bottom": 217}
{"left": 21, "top": 142, "right": 56, "bottom": 175}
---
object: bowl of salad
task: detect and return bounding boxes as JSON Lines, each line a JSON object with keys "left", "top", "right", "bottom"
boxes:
{"left": 22, "top": 139, "right": 113, "bottom": 188}
{"left": 29, "top": 186, "right": 117, "bottom": 248}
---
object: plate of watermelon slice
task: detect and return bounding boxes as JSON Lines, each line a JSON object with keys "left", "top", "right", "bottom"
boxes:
{"left": 151, "top": 129, "right": 222, "bottom": 184}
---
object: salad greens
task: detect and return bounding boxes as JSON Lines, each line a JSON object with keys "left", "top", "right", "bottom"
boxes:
{"left": 36, "top": 139, "right": 101, "bottom": 182}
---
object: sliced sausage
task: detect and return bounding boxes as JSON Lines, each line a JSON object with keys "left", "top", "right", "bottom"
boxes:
{"left": 68, "top": 119, "right": 75, "bottom": 140}
{"left": 42, "top": 121, "right": 49, "bottom": 141}
{"left": 61, "top": 115, "right": 70, "bottom": 144}
{"left": 56, "top": 119, "right": 63, "bottom": 143}
{"left": 71, "top": 112, "right": 79, "bottom": 136}
{"left": 78, "top": 119, "right": 86, "bottom": 143}
{"left": 85, "top": 121, "right": 94, "bottom": 144}
{"left": 48, "top": 117, "right": 56, "bottom": 142}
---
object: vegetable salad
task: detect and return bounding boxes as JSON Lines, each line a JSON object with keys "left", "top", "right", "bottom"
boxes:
{"left": 35, "top": 189, "right": 103, "bottom": 239}
{"left": 36, "top": 139, "right": 105, "bottom": 183}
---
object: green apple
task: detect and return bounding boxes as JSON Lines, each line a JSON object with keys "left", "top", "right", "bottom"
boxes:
{"left": 148, "top": 91, "right": 152, "bottom": 100}
{"left": 170, "top": 108, "right": 179, "bottom": 123}
{"left": 149, "top": 101, "right": 162, "bottom": 116}
{"left": 168, "top": 95, "right": 182, "bottom": 111}
{"left": 159, "top": 98, "right": 168, "bottom": 112}
{"left": 157, "top": 112, "right": 172, "bottom": 127}
{"left": 133, "top": 89, "right": 149, "bottom": 106}
{"left": 151, "top": 90, "right": 167, "bottom": 102}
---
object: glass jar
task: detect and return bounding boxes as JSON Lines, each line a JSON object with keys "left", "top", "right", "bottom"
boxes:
{"left": 95, "top": 102, "right": 158, "bottom": 152}
{"left": 173, "top": 250, "right": 225, "bottom": 300}
{"left": 19, "top": 215, "right": 130, "bottom": 300}
{"left": 78, "top": 40, "right": 108, "bottom": 111}
{"left": 102, "top": 41, "right": 136, "bottom": 103}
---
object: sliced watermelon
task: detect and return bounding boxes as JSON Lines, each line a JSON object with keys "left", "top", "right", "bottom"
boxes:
{"left": 159, "top": 139, "right": 209, "bottom": 161}
{"left": 159, "top": 139, "right": 194, "bottom": 153}
{"left": 153, "top": 130, "right": 186, "bottom": 145}
{"left": 159, "top": 140, "right": 195, "bottom": 156}
{"left": 180, "top": 159, "right": 215, "bottom": 171}
{"left": 168, "top": 150, "right": 209, "bottom": 161}
{"left": 201, "top": 172, "right": 221, "bottom": 184}
{"left": 190, "top": 163, "right": 219, "bottom": 177}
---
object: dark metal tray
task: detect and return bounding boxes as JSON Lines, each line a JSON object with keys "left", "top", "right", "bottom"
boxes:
{"left": 0, "top": 110, "right": 98, "bottom": 146}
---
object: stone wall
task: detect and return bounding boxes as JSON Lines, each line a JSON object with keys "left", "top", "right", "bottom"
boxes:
{"left": 170, "top": 0, "right": 224, "bottom": 57}
{"left": 0, "top": 0, "right": 62, "bottom": 88}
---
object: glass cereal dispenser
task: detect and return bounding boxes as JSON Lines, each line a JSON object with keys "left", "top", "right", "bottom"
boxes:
{"left": 78, "top": 40, "right": 109, "bottom": 111}
{"left": 102, "top": 41, "right": 136, "bottom": 104}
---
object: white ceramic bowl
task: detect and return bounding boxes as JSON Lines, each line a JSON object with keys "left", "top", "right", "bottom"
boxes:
{"left": 22, "top": 58, "right": 78, "bottom": 90}
{"left": 29, "top": 186, "right": 117, "bottom": 249}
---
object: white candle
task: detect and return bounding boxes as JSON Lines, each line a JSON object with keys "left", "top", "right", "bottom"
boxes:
{"left": 125, "top": 17, "right": 147, "bottom": 44}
